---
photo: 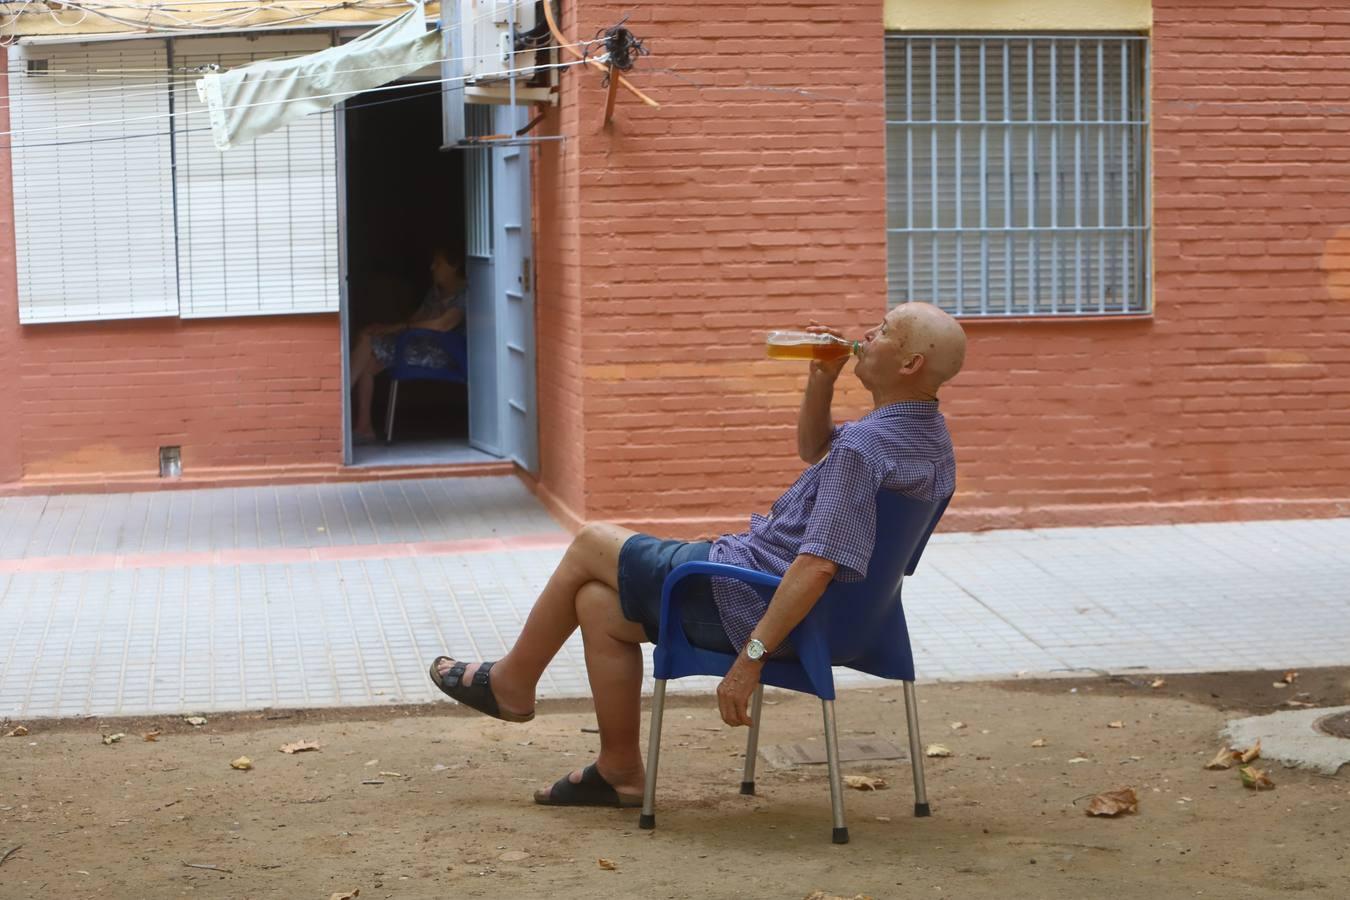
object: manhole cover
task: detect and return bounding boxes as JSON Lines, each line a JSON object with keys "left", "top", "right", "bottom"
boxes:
{"left": 1315, "top": 711, "right": 1350, "bottom": 739}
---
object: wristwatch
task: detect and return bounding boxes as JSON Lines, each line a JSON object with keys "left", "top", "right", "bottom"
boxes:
{"left": 745, "top": 638, "right": 768, "bottom": 661}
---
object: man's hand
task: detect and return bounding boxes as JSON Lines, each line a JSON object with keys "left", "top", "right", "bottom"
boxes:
{"left": 798, "top": 322, "right": 850, "bottom": 463}
{"left": 805, "top": 322, "right": 851, "bottom": 381}
{"left": 716, "top": 654, "right": 764, "bottom": 727}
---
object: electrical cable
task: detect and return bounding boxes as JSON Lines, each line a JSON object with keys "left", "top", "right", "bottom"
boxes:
{"left": 0, "top": 55, "right": 585, "bottom": 141}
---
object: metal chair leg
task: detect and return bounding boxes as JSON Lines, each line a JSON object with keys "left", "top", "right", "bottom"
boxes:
{"left": 384, "top": 379, "right": 399, "bottom": 445}
{"left": 639, "top": 679, "right": 667, "bottom": 830}
{"left": 903, "top": 680, "right": 931, "bottom": 817}
{"left": 740, "top": 685, "right": 765, "bottom": 795}
{"left": 822, "top": 699, "right": 849, "bottom": 844}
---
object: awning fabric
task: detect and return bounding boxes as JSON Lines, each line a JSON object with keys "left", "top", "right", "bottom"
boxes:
{"left": 197, "top": 2, "right": 441, "bottom": 150}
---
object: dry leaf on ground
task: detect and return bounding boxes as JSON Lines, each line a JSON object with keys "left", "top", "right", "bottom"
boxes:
{"left": 1108, "top": 721, "right": 1125, "bottom": 729}
{"left": 6, "top": 726, "right": 28, "bottom": 737}
{"left": 328, "top": 891, "right": 359, "bottom": 900}
{"left": 1068, "top": 756, "right": 1090, "bottom": 764}
{"left": 924, "top": 744, "right": 952, "bottom": 758}
{"left": 1239, "top": 766, "right": 1275, "bottom": 790}
{"left": 1205, "top": 746, "right": 1241, "bottom": 770}
{"left": 843, "top": 774, "right": 887, "bottom": 791}
{"left": 1086, "top": 787, "right": 1139, "bottom": 817}
{"left": 278, "top": 740, "right": 321, "bottom": 754}
{"left": 1282, "top": 670, "right": 1299, "bottom": 684}
{"left": 1240, "top": 740, "right": 1261, "bottom": 764}
{"left": 597, "top": 858, "right": 617, "bottom": 871}
{"left": 184, "top": 717, "right": 207, "bottom": 727}
{"left": 1031, "top": 738, "right": 1048, "bottom": 748}
{"left": 949, "top": 721, "right": 966, "bottom": 731}
{"left": 377, "top": 771, "right": 405, "bottom": 779}
{"left": 230, "top": 756, "right": 253, "bottom": 771}
{"left": 101, "top": 733, "right": 125, "bottom": 745}
{"left": 143, "top": 731, "right": 161, "bottom": 742}
{"left": 1149, "top": 678, "right": 1167, "bottom": 689}
{"left": 1272, "top": 682, "right": 1288, "bottom": 689}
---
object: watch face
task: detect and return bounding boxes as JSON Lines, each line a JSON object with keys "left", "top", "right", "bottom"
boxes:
{"left": 747, "top": 640, "right": 764, "bottom": 660}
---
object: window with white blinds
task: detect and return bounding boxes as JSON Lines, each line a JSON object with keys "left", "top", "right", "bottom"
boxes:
{"left": 172, "top": 35, "right": 339, "bottom": 318}
{"left": 885, "top": 35, "right": 1151, "bottom": 316}
{"left": 7, "top": 43, "right": 179, "bottom": 324}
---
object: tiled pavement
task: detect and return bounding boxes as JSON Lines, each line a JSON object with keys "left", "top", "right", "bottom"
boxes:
{"left": 1, "top": 478, "right": 1348, "bottom": 719}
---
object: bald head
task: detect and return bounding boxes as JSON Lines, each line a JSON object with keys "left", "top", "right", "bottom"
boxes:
{"left": 854, "top": 302, "right": 967, "bottom": 403}
{"left": 899, "top": 302, "right": 967, "bottom": 391}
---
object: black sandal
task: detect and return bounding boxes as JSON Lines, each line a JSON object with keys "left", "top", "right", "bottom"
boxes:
{"left": 533, "top": 763, "right": 643, "bottom": 808}
{"left": 428, "top": 657, "right": 534, "bottom": 723}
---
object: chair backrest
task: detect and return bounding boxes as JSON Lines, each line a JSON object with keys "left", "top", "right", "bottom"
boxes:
{"left": 798, "top": 490, "right": 949, "bottom": 680}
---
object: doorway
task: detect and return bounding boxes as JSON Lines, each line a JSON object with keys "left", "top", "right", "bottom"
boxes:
{"left": 341, "top": 82, "right": 494, "bottom": 467}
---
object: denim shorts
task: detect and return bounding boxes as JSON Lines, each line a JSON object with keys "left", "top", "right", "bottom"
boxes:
{"left": 617, "top": 534, "right": 735, "bottom": 653}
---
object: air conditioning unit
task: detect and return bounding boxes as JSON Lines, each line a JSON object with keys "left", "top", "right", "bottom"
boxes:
{"left": 460, "top": 0, "right": 538, "bottom": 84}
{"left": 443, "top": 0, "right": 554, "bottom": 145}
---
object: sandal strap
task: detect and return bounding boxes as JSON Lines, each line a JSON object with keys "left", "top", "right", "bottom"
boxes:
{"left": 472, "top": 660, "right": 495, "bottom": 687}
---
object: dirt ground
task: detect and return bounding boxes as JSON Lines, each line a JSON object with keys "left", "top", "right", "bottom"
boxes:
{"left": 3, "top": 669, "right": 1348, "bottom": 900}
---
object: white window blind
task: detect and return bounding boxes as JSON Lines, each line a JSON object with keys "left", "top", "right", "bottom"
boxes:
{"left": 885, "top": 36, "right": 1151, "bottom": 316}
{"left": 7, "top": 42, "right": 179, "bottom": 324}
{"left": 171, "top": 35, "right": 339, "bottom": 319}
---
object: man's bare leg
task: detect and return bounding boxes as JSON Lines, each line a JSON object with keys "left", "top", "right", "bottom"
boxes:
{"left": 433, "top": 523, "right": 635, "bottom": 720}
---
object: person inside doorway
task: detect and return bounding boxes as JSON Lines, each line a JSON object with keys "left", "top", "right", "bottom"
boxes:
{"left": 349, "top": 249, "right": 468, "bottom": 443}
{"left": 427, "top": 302, "right": 968, "bottom": 808}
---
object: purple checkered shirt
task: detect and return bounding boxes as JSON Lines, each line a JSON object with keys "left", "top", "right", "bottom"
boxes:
{"left": 707, "top": 401, "right": 956, "bottom": 651}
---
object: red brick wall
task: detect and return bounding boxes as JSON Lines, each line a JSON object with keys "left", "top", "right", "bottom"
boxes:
{"left": 561, "top": 0, "right": 888, "bottom": 535}
{"left": 532, "top": 0, "right": 588, "bottom": 524}
{"left": 12, "top": 317, "right": 342, "bottom": 480}
{"left": 0, "top": 70, "right": 23, "bottom": 483}
{"left": 548, "top": 0, "right": 1350, "bottom": 535}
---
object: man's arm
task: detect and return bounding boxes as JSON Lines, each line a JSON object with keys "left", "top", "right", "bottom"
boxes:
{"left": 796, "top": 324, "right": 850, "bottom": 463}
{"left": 716, "top": 552, "right": 838, "bottom": 727}
{"left": 797, "top": 370, "right": 838, "bottom": 464}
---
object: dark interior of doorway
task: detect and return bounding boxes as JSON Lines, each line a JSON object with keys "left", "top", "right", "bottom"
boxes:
{"left": 344, "top": 83, "right": 481, "bottom": 465}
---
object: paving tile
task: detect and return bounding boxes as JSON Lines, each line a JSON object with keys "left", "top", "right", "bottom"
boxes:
{"left": 1, "top": 481, "right": 1347, "bottom": 717}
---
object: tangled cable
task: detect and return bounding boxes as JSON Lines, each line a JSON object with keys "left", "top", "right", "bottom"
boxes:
{"left": 586, "top": 14, "right": 648, "bottom": 80}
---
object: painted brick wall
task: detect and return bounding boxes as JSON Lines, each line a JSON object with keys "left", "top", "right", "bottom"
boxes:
{"left": 532, "top": 0, "right": 588, "bottom": 524}
{"left": 11, "top": 317, "right": 342, "bottom": 480}
{"left": 550, "top": 0, "right": 1350, "bottom": 535}
{"left": 0, "top": 71, "right": 23, "bottom": 483}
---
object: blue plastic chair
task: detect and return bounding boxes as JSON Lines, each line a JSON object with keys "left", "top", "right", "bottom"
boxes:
{"left": 639, "top": 490, "right": 951, "bottom": 844}
{"left": 383, "top": 328, "right": 468, "bottom": 445}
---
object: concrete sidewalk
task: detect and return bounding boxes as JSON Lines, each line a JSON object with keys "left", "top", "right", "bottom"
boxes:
{"left": 2, "top": 477, "right": 1348, "bottom": 719}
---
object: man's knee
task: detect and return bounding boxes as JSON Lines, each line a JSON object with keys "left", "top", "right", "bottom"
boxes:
{"left": 575, "top": 580, "right": 616, "bottom": 621}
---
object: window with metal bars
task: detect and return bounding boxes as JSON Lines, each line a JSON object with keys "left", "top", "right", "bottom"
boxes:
{"left": 885, "top": 35, "right": 1151, "bottom": 317}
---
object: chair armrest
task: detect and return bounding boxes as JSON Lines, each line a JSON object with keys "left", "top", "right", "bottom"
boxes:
{"left": 659, "top": 562, "right": 781, "bottom": 657}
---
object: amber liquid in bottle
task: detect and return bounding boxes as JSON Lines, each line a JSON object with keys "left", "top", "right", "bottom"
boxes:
{"left": 765, "top": 342, "right": 855, "bottom": 361}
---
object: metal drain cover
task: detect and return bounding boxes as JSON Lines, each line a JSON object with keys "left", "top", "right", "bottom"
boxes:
{"left": 1316, "top": 710, "right": 1350, "bottom": 739}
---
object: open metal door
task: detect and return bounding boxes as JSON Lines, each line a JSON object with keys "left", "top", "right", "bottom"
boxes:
{"left": 462, "top": 104, "right": 538, "bottom": 471}
{"left": 491, "top": 103, "right": 538, "bottom": 474}
{"left": 463, "top": 106, "right": 501, "bottom": 457}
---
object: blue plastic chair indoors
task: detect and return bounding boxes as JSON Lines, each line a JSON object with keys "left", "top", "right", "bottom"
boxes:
{"left": 639, "top": 490, "right": 951, "bottom": 844}
{"left": 383, "top": 328, "right": 468, "bottom": 445}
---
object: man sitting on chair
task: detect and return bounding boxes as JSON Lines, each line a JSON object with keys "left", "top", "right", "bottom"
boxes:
{"left": 349, "top": 249, "right": 469, "bottom": 443}
{"left": 429, "top": 301, "right": 967, "bottom": 808}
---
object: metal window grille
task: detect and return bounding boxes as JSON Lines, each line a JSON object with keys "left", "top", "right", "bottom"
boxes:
{"left": 885, "top": 35, "right": 1151, "bottom": 316}
{"left": 465, "top": 104, "right": 493, "bottom": 258}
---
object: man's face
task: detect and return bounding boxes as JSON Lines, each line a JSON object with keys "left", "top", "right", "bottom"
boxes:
{"left": 854, "top": 308, "right": 915, "bottom": 389}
